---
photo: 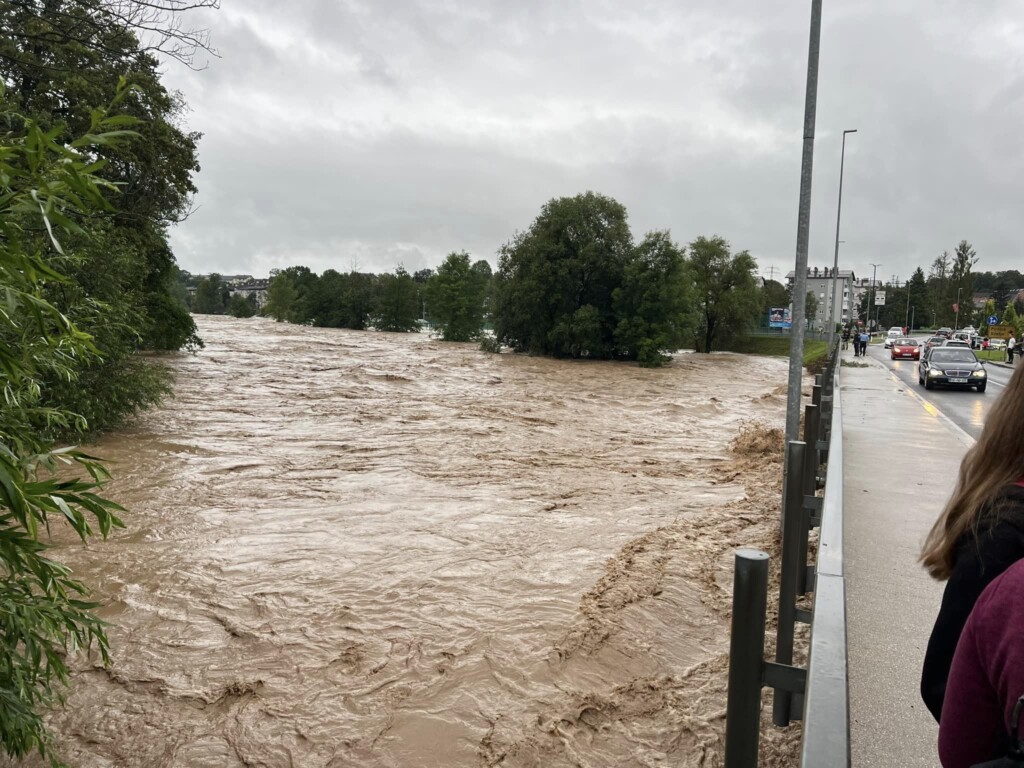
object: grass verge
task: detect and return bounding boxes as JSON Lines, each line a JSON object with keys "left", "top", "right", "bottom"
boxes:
{"left": 719, "top": 336, "right": 829, "bottom": 372}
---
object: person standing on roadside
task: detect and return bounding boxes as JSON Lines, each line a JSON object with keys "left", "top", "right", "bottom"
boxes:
{"left": 920, "top": 363, "right": 1024, "bottom": 723}
{"left": 1008, "top": 334, "right": 1016, "bottom": 364}
{"left": 859, "top": 330, "right": 869, "bottom": 357}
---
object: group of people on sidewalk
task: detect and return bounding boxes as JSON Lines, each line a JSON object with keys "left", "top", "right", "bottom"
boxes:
{"left": 921, "top": 363, "right": 1024, "bottom": 766}
{"left": 842, "top": 327, "right": 871, "bottom": 357}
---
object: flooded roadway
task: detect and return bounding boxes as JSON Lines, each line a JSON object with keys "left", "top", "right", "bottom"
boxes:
{"left": 34, "top": 316, "right": 794, "bottom": 767}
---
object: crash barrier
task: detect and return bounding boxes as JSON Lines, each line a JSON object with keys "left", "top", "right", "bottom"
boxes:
{"left": 724, "top": 342, "right": 848, "bottom": 767}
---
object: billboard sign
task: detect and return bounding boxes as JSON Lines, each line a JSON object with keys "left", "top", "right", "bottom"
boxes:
{"left": 768, "top": 307, "right": 792, "bottom": 329}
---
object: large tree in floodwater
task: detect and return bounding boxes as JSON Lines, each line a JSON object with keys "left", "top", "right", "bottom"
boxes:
{"left": 493, "top": 192, "right": 633, "bottom": 359}
{"left": 689, "top": 235, "right": 760, "bottom": 352}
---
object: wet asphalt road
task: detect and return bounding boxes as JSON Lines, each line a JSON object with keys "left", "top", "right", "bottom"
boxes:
{"left": 860, "top": 340, "right": 1016, "bottom": 441}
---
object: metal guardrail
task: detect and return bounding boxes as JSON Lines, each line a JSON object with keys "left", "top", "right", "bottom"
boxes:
{"left": 723, "top": 342, "right": 848, "bottom": 767}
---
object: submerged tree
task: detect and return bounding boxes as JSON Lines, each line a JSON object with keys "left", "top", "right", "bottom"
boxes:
{"left": 426, "top": 251, "right": 489, "bottom": 341}
{"left": 374, "top": 266, "right": 420, "bottom": 332}
{"left": 613, "top": 231, "right": 693, "bottom": 366}
{"left": 493, "top": 191, "right": 632, "bottom": 358}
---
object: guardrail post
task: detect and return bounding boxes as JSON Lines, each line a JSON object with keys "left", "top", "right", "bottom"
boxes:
{"left": 725, "top": 548, "right": 770, "bottom": 768}
{"left": 799, "top": 405, "right": 819, "bottom": 594}
{"left": 774, "top": 440, "right": 806, "bottom": 726}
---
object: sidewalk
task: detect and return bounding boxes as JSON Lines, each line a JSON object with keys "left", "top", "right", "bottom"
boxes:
{"left": 840, "top": 347, "right": 974, "bottom": 766}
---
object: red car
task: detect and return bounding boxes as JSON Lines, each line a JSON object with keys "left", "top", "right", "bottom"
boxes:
{"left": 891, "top": 338, "right": 921, "bottom": 360}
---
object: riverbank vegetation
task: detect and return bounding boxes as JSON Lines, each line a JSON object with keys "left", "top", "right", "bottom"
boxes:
{"left": 0, "top": 1, "right": 212, "bottom": 762}
{"left": 246, "top": 192, "right": 769, "bottom": 366}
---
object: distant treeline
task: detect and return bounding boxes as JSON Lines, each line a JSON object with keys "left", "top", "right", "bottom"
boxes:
{"left": 191, "top": 192, "right": 777, "bottom": 366}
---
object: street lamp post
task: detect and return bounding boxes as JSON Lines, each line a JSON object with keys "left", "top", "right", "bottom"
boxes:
{"left": 869, "top": 263, "right": 881, "bottom": 334}
{"left": 829, "top": 129, "right": 857, "bottom": 346}
{"left": 955, "top": 287, "right": 963, "bottom": 331}
{"left": 911, "top": 305, "right": 915, "bottom": 334}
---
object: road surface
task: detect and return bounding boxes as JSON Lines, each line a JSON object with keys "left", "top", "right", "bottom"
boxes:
{"left": 862, "top": 341, "right": 1015, "bottom": 440}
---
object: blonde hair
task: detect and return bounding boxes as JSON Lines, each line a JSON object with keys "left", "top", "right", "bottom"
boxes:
{"left": 921, "top": 362, "right": 1024, "bottom": 580}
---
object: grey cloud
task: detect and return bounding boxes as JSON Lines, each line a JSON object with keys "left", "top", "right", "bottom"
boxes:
{"left": 163, "top": 0, "right": 1024, "bottom": 283}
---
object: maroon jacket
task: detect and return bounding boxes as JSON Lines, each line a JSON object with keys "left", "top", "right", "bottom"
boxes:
{"left": 939, "top": 558, "right": 1024, "bottom": 766}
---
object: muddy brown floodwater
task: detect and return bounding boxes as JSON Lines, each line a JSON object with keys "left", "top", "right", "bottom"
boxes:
{"left": 25, "top": 316, "right": 797, "bottom": 767}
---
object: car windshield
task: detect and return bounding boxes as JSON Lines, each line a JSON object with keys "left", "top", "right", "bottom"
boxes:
{"left": 895, "top": 339, "right": 917, "bottom": 346}
{"left": 930, "top": 350, "right": 977, "bottom": 363}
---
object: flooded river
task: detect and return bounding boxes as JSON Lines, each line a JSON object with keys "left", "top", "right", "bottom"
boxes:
{"left": 35, "top": 316, "right": 793, "bottom": 767}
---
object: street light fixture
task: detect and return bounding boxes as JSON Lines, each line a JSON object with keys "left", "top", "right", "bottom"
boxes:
{"left": 829, "top": 129, "right": 857, "bottom": 345}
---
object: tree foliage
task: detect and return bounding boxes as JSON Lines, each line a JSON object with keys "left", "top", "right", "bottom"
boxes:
{"left": 688, "top": 235, "right": 760, "bottom": 352}
{"left": 0, "top": 92, "right": 129, "bottom": 767}
{"left": 612, "top": 231, "right": 693, "bottom": 366}
{"left": 426, "top": 251, "right": 489, "bottom": 341}
{"left": 493, "top": 192, "right": 633, "bottom": 359}
{"left": 374, "top": 266, "right": 420, "bottom": 332}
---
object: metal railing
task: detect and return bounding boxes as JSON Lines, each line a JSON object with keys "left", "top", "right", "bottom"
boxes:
{"left": 723, "top": 342, "right": 848, "bottom": 767}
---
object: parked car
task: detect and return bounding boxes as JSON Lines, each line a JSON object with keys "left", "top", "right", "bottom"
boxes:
{"left": 990, "top": 339, "right": 1008, "bottom": 350}
{"left": 891, "top": 338, "right": 920, "bottom": 360}
{"left": 919, "top": 347, "right": 987, "bottom": 392}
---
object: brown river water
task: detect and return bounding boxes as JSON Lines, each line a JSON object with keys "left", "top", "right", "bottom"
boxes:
{"left": 27, "top": 316, "right": 796, "bottom": 767}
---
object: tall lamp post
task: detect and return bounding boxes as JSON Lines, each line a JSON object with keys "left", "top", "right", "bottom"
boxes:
{"left": 869, "top": 262, "right": 882, "bottom": 334}
{"left": 955, "top": 286, "right": 963, "bottom": 331}
{"left": 829, "top": 129, "right": 857, "bottom": 346}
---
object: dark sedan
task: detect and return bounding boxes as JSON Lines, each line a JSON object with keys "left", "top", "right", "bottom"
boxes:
{"left": 891, "top": 338, "right": 920, "bottom": 360}
{"left": 918, "top": 348, "right": 987, "bottom": 392}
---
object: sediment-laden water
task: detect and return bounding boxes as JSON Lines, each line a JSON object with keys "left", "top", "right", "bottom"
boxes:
{"left": 23, "top": 316, "right": 794, "bottom": 767}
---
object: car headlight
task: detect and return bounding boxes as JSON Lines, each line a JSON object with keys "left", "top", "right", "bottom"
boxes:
{"left": 928, "top": 369, "right": 942, "bottom": 377}
{"left": 972, "top": 369, "right": 987, "bottom": 378}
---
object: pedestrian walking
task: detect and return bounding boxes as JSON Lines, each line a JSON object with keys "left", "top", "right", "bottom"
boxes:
{"left": 938, "top": 558, "right": 1024, "bottom": 767}
{"left": 920, "top": 363, "right": 1024, "bottom": 723}
{"left": 858, "top": 330, "right": 869, "bottom": 357}
{"left": 1009, "top": 335, "right": 1016, "bottom": 364}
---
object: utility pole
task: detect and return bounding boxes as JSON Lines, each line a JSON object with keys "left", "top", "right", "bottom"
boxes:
{"left": 829, "top": 128, "right": 857, "bottom": 347}
{"left": 905, "top": 285, "right": 911, "bottom": 331}
{"left": 955, "top": 286, "right": 963, "bottom": 331}
{"left": 783, "top": 0, "right": 824, "bottom": 456}
{"left": 869, "top": 263, "right": 881, "bottom": 333}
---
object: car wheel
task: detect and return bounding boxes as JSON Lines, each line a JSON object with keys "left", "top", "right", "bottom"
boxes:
{"left": 925, "top": 377, "right": 934, "bottom": 390}
{"left": 977, "top": 383, "right": 987, "bottom": 393}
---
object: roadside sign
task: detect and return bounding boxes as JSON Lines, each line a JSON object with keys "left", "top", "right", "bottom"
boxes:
{"left": 989, "top": 324, "right": 1014, "bottom": 340}
{"left": 874, "top": 291, "right": 886, "bottom": 306}
{"left": 988, "top": 315, "right": 1000, "bottom": 325}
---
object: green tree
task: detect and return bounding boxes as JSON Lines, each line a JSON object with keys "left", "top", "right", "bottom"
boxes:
{"left": 1, "top": 0, "right": 205, "bottom": 435}
{"left": 907, "top": 268, "right": 929, "bottom": 330}
{"left": 265, "top": 271, "right": 298, "bottom": 322}
{"left": 227, "top": 293, "right": 257, "bottom": 318}
{"left": 612, "top": 231, "right": 692, "bottom": 366}
{"left": 760, "top": 279, "right": 789, "bottom": 323}
{"left": 426, "top": 251, "right": 488, "bottom": 341}
{"left": 374, "top": 266, "right": 420, "bottom": 332}
{"left": 494, "top": 191, "right": 632, "bottom": 358}
{"left": 805, "top": 291, "right": 819, "bottom": 330}
{"left": 192, "top": 273, "right": 229, "bottom": 314}
{"left": 688, "top": 235, "right": 760, "bottom": 352}
{"left": 0, "top": 95, "right": 128, "bottom": 768}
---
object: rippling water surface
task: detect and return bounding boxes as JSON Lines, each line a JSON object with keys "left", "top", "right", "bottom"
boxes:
{"left": 33, "top": 316, "right": 790, "bottom": 767}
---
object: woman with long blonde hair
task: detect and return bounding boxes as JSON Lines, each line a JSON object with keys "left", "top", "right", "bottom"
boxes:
{"left": 921, "top": 362, "right": 1024, "bottom": 722}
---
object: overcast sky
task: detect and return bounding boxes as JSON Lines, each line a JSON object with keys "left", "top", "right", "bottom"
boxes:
{"left": 160, "top": 1, "right": 1024, "bottom": 284}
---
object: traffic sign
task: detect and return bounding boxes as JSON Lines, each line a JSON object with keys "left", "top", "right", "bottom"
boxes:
{"left": 989, "top": 324, "right": 1014, "bottom": 340}
{"left": 988, "top": 315, "right": 1000, "bottom": 325}
{"left": 874, "top": 291, "right": 886, "bottom": 306}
